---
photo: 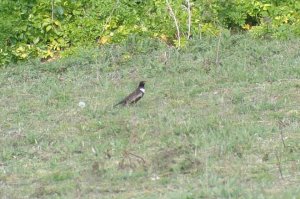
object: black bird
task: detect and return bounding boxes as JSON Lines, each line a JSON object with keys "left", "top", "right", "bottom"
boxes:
{"left": 114, "top": 81, "right": 146, "bottom": 107}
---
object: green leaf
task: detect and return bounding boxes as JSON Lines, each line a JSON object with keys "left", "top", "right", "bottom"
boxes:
{"left": 54, "top": 20, "right": 61, "bottom": 27}
{"left": 33, "top": 37, "right": 40, "bottom": 44}
{"left": 56, "top": 6, "right": 64, "bottom": 16}
{"left": 46, "top": 25, "right": 52, "bottom": 32}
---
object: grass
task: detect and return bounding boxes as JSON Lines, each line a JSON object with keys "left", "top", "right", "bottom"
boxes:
{"left": 0, "top": 34, "right": 299, "bottom": 198}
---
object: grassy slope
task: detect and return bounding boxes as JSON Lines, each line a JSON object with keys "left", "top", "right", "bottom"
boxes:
{"left": 0, "top": 35, "right": 300, "bottom": 198}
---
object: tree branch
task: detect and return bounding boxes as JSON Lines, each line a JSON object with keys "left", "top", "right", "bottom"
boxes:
{"left": 51, "top": 0, "right": 54, "bottom": 21}
{"left": 166, "top": 0, "right": 181, "bottom": 47}
{"left": 186, "top": 0, "right": 191, "bottom": 39}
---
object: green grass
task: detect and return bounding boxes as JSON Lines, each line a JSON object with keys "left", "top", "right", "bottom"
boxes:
{"left": 0, "top": 34, "right": 300, "bottom": 198}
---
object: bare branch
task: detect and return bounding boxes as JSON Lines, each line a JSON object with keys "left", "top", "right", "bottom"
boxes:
{"left": 186, "top": 0, "right": 192, "bottom": 39}
{"left": 51, "top": 0, "right": 54, "bottom": 21}
{"left": 275, "top": 151, "right": 284, "bottom": 179}
{"left": 128, "top": 152, "right": 146, "bottom": 165}
{"left": 166, "top": 0, "right": 181, "bottom": 47}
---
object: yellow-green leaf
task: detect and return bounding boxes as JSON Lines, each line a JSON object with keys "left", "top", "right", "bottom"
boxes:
{"left": 33, "top": 37, "right": 40, "bottom": 44}
{"left": 46, "top": 25, "right": 52, "bottom": 32}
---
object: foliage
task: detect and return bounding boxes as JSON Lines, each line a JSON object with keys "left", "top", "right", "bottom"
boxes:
{"left": 0, "top": 0, "right": 300, "bottom": 66}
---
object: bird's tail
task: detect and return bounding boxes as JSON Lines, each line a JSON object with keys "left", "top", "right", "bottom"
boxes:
{"left": 113, "top": 100, "right": 124, "bottom": 107}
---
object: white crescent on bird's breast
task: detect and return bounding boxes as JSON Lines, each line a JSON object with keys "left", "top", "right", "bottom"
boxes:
{"left": 140, "top": 88, "right": 145, "bottom": 93}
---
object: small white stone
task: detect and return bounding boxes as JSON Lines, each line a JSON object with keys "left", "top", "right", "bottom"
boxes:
{"left": 78, "top": 101, "right": 86, "bottom": 108}
{"left": 150, "top": 174, "right": 160, "bottom": 181}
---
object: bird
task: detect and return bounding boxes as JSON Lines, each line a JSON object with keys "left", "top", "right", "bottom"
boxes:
{"left": 114, "top": 81, "right": 146, "bottom": 107}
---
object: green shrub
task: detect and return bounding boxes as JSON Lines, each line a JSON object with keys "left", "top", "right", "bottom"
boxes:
{"left": 0, "top": 0, "right": 300, "bottom": 66}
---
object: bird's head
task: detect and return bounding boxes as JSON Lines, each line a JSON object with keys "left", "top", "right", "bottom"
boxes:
{"left": 139, "top": 81, "right": 146, "bottom": 88}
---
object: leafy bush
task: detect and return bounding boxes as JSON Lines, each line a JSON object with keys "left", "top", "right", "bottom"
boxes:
{"left": 0, "top": 0, "right": 300, "bottom": 66}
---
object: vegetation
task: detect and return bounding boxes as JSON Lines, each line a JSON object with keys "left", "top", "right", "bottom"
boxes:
{"left": 1, "top": 0, "right": 300, "bottom": 66}
{"left": 0, "top": 35, "right": 299, "bottom": 198}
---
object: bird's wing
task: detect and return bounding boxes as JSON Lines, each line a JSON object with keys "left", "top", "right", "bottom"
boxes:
{"left": 125, "top": 89, "right": 144, "bottom": 104}
{"left": 114, "top": 91, "right": 137, "bottom": 107}
{"left": 114, "top": 89, "right": 144, "bottom": 107}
